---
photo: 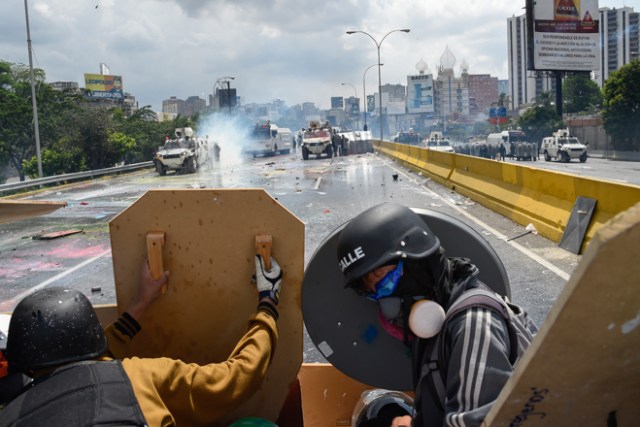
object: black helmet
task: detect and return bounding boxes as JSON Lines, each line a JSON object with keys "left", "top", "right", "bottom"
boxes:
{"left": 6, "top": 288, "right": 107, "bottom": 372}
{"left": 337, "top": 203, "right": 440, "bottom": 288}
{"left": 352, "top": 389, "right": 414, "bottom": 427}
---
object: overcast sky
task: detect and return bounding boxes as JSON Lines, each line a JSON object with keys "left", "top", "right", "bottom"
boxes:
{"left": 1, "top": 0, "right": 631, "bottom": 112}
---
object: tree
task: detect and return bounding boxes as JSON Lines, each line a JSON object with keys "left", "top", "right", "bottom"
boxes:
{"left": 0, "top": 60, "right": 83, "bottom": 180}
{"left": 518, "top": 100, "right": 564, "bottom": 147}
{"left": 602, "top": 60, "right": 640, "bottom": 151}
{"left": 563, "top": 72, "right": 603, "bottom": 114}
{"left": 22, "top": 136, "right": 87, "bottom": 177}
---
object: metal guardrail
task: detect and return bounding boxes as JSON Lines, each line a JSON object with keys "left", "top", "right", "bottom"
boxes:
{"left": 0, "top": 161, "right": 154, "bottom": 196}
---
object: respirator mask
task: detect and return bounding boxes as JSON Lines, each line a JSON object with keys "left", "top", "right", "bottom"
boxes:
{"left": 369, "top": 261, "right": 446, "bottom": 341}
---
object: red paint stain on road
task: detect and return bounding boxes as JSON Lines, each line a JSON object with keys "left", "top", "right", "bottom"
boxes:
{"left": 46, "top": 242, "right": 110, "bottom": 258}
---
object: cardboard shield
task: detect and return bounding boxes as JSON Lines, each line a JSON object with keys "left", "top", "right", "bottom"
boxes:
{"left": 109, "top": 189, "right": 304, "bottom": 424}
{"left": 302, "top": 208, "right": 509, "bottom": 390}
{"left": 484, "top": 202, "right": 640, "bottom": 426}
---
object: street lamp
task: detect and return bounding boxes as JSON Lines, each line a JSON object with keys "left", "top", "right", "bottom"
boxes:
{"left": 23, "top": 0, "right": 42, "bottom": 177}
{"left": 341, "top": 82, "right": 359, "bottom": 130}
{"left": 214, "top": 76, "right": 235, "bottom": 114}
{"left": 346, "top": 29, "right": 410, "bottom": 141}
{"left": 362, "top": 63, "right": 382, "bottom": 131}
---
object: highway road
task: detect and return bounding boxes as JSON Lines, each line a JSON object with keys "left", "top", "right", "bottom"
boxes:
{"left": 0, "top": 151, "right": 601, "bottom": 361}
{"left": 500, "top": 154, "right": 640, "bottom": 186}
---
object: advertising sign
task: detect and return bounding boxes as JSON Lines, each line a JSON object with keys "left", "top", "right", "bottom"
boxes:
{"left": 84, "top": 74, "right": 124, "bottom": 99}
{"left": 532, "top": 0, "right": 600, "bottom": 71}
{"left": 407, "top": 74, "right": 435, "bottom": 114}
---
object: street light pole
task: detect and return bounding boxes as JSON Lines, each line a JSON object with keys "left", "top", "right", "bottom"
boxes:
{"left": 341, "top": 82, "right": 359, "bottom": 130}
{"left": 346, "top": 29, "right": 410, "bottom": 141}
{"left": 362, "top": 63, "right": 382, "bottom": 131}
{"left": 23, "top": 0, "right": 42, "bottom": 178}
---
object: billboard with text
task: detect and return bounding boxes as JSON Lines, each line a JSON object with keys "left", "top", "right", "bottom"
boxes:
{"left": 84, "top": 74, "right": 124, "bottom": 100}
{"left": 532, "top": 0, "right": 600, "bottom": 71}
{"left": 407, "top": 74, "right": 435, "bottom": 114}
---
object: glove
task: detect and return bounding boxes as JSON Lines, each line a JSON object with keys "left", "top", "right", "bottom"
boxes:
{"left": 254, "top": 255, "right": 282, "bottom": 305}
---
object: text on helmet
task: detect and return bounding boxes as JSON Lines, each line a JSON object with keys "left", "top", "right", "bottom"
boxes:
{"left": 339, "top": 246, "right": 365, "bottom": 272}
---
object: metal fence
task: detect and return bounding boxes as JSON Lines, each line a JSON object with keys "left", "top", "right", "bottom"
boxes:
{"left": 0, "top": 162, "right": 153, "bottom": 196}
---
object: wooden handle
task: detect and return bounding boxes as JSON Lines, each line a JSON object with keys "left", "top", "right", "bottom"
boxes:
{"left": 147, "top": 231, "right": 167, "bottom": 293}
{"left": 255, "top": 235, "right": 272, "bottom": 271}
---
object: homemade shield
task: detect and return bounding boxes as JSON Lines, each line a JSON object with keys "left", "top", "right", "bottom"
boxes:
{"left": 302, "top": 208, "right": 509, "bottom": 390}
{"left": 485, "top": 202, "right": 640, "bottom": 426}
{"left": 109, "top": 189, "right": 304, "bottom": 424}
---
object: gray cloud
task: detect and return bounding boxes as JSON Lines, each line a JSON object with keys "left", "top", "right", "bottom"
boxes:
{"left": 1, "top": 0, "right": 626, "bottom": 111}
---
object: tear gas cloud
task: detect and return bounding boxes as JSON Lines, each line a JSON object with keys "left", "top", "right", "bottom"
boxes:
{"left": 198, "top": 113, "right": 252, "bottom": 168}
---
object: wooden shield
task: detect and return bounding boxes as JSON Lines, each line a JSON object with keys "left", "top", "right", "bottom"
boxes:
{"left": 109, "top": 189, "right": 304, "bottom": 424}
{"left": 484, "top": 201, "right": 640, "bottom": 426}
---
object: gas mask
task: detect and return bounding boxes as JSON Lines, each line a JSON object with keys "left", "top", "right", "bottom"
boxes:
{"left": 361, "top": 258, "right": 447, "bottom": 341}
{"left": 377, "top": 296, "right": 445, "bottom": 340}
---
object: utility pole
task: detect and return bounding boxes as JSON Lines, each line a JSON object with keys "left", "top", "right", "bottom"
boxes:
{"left": 24, "top": 0, "right": 43, "bottom": 178}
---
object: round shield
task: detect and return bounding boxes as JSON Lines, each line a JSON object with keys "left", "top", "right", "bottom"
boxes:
{"left": 302, "top": 208, "right": 509, "bottom": 390}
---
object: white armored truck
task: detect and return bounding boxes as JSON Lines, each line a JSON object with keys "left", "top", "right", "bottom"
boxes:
{"left": 154, "top": 127, "right": 208, "bottom": 175}
{"left": 540, "top": 128, "right": 588, "bottom": 163}
{"left": 301, "top": 121, "right": 333, "bottom": 160}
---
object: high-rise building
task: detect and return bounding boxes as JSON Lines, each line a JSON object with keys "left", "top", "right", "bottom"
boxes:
{"left": 508, "top": 6, "right": 638, "bottom": 110}
{"left": 162, "top": 96, "right": 183, "bottom": 117}
{"left": 507, "top": 14, "right": 556, "bottom": 111}
{"left": 597, "top": 7, "right": 640, "bottom": 87}
{"left": 434, "top": 47, "right": 470, "bottom": 122}
{"left": 380, "top": 84, "right": 406, "bottom": 115}
{"left": 331, "top": 97, "right": 344, "bottom": 109}
{"left": 468, "top": 74, "right": 499, "bottom": 116}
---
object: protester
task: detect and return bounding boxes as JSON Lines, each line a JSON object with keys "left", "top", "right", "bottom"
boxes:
{"left": 336, "top": 202, "right": 535, "bottom": 427}
{"left": 1, "top": 255, "right": 283, "bottom": 426}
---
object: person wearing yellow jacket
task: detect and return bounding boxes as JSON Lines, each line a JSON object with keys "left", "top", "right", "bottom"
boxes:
{"left": 1, "top": 254, "right": 282, "bottom": 427}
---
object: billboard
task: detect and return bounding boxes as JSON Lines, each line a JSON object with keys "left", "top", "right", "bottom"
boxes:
{"left": 531, "top": 0, "right": 600, "bottom": 71}
{"left": 84, "top": 74, "right": 124, "bottom": 99}
{"left": 407, "top": 74, "right": 435, "bottom": 114}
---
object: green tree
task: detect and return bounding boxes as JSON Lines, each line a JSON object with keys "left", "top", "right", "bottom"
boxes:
{"left": 0, "top": 60, "right": 83, "bottom": 180}
{"left": 22, "top": 136, "right": 87, "bottom": 177}
{"left": 518, "top": 96, "right": 564, "bottom": 147}
{"left": 563, "top": 72, "right": 603, "bottom": 114}
{"left": 602, "top": 60, "right": 640, "bottom": 151}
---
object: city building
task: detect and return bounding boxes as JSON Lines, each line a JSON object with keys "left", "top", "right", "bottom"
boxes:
{"left": 184, "top": 96, "right": 206, "bottom": 116}
{"left": 597, "top": 7, "right": 640, "bottom": 87}
{"left": 122, "top": 92, "right": 139, "bottom": 117}
{"left": 50, "top": 81, "right": 79, "bottom": 92}
{"left": 507, "top": 14, "right": 557, "bottom": 111}
{"left": 434, "top": 47, "right": 470, "bottom": 123}
{"left": 161, "top": 95, "right": 205, "bottom": 117}
{"left": 331, "top": 97, "right": 344, "bottom": 109}
{"left": 162, "top": 96, "right": 182, "bottom": 118}
{"left": 468, "top": 74, "right": 498, "bottom": 117}
{"left": 508, "top": 6, "right": 638, "bottom": 110}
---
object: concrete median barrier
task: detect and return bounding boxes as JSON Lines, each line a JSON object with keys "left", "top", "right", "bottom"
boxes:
{"left": 375, "top": 140, "right": 640, "bottom": 253}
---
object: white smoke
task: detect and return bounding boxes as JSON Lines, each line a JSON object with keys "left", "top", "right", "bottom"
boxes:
{"left": 198, "top": 113, "right": 251, "bottom": 168}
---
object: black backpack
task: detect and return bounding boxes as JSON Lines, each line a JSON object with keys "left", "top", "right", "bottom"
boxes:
{"left": 417, "top": 282, "right": 538, "bottom": 408}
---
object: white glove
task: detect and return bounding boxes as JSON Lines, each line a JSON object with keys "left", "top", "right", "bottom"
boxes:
{"left": 254, "top": 255, "right": 282, "bottom": 304}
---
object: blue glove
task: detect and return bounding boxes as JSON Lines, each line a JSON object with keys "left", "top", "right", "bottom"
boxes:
{"left": 254, "top": 255, "right": 282, "bottom": 305}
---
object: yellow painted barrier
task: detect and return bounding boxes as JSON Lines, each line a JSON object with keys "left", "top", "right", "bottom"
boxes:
{"left": 375, "top": 140, "right": 640, "bottom": 252}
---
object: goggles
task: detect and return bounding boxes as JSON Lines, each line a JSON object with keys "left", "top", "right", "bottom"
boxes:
{"left": 364, "top": 261, "right": 404, "bottom": 301}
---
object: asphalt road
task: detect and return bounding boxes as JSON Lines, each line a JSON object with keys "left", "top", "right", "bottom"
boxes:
{"left": 494, "top": 153, "right": 640, "bottom": 186}
{"left": 0, "top": 150, "right": 584, "bottom": 361}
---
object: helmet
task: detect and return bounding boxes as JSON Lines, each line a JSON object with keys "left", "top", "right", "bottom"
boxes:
{"left": 352, "top": 389, "right": 414, "bottom": 427}
{"left": 337, "top": 203, "right": 440, "bottom": 288}
{"left": 6, "top": 288, "right": 107, "bottom": 372}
